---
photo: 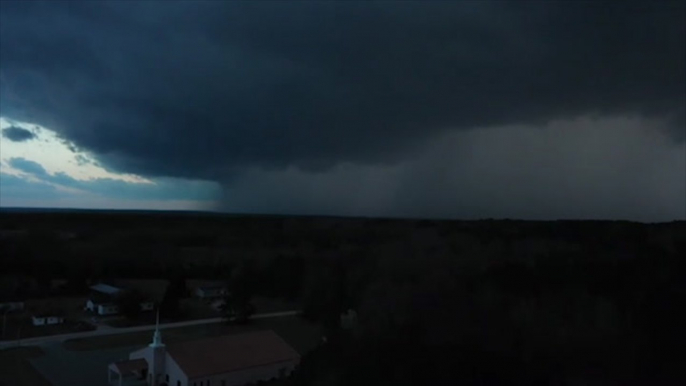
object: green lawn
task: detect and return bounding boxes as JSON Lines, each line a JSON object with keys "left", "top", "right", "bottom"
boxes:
{"left": 63, "top": 316, "right": 323, "bottom": 354}
{"left": 0, "top": 346, "right": 52, "bottom": 386}
{"left": 2, "top": 316, "right": 95, "bottom": 341}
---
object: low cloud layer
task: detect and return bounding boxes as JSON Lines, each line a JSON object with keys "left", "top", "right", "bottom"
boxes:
{"left": 0, "top": 1, "right": 684, "bottom": 220}
{"left": 220, "top": 116, "right": 685, "bottom": 222}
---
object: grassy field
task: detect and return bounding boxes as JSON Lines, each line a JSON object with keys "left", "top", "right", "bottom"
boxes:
{"left": 0, "top": 346, "right": 52, "bottom": 386}
{"left": 2, "top": 316, "right": 94, "bottom": 341}
{"left": 1, "top": 297, "right": 94, "bottom": 341}
{"left": 64, "top": 316, "right": 323, "bottom": 354}
{"left": 25, "top": 297, "right": 89, "bottom": 320}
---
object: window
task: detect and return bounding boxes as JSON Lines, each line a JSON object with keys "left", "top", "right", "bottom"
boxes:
{"left": 166, "top": 375, "right": 170, "bottom": 382}
{"left": 178, "top": 382, "right": 181, "bottom": 386}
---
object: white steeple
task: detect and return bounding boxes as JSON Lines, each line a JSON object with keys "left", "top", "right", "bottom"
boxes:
{"left": 149, "top": 309, "right": 165, "bottom": 348}
{"left": 148, "top": 308, "right": 166, "bottom": 385}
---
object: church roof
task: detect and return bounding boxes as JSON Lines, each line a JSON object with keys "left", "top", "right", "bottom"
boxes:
{"left": 112, "top": 358, "right": 148, "bottom": 376}
{"left": 167, "top": 330, "right": 300, "bottom": 378}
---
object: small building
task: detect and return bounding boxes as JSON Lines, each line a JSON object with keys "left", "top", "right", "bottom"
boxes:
{"left": 141, "top": 301, "right": 155, "bottom": 312}
{"left": 109, "top": 317, "right": 300, "bottom": 386}
{"left": 86, "top": 283, "right": 155, "bottom": 316}
{"left": 32, "top": 312, "right": 65, "bottom": 326}
{"left": 0, "top": 300, "right": 25, "bottom": 312}
{"left": 194, "top": 285, "right": 227, "bottom": 300}
{"left": 85, "top": 291, "right": 121, "bottom": 315}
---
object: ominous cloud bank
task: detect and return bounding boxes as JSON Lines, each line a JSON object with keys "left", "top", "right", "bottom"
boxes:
{"left": 0, "top": 1, "right": 684, "bottom": 220}
{"left": 2, "top": 125, "right": 36, "bottom": 142}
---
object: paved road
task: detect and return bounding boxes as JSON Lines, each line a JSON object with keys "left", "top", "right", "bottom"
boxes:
{"left": 0, "top": 310, "right": 300, "bottom": 349}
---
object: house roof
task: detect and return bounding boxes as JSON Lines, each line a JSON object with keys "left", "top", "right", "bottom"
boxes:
{"left": 197, "top": 285, "right": 225, "bottom": 291}
{"left": 33, "top": 313, "right": 64, "bottom": 318}
{"left": 167, "top": 330, "right": 300, "bottom": 378}
{"left": 90, "top": 283, "right": 122, "bottom": 295}
{"left": 88, "top": 291, "right": 115, "bottom": 304}
{"left": 33, "top": 308, "right": 64, "bottom": 317}
{"left": 112, "top": 358, "right": 148, "bottom": 376}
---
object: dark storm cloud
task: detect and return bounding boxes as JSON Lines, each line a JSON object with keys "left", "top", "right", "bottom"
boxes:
{"left": 8, "top": 157, "right": 49, "bottom": 177}
{"left": 0, "top": 1, "right": 684, "bottom": 220}
{"left": 1, "top": 0, "right": 683, "bottom": 180}
{"left": 2, "top": 126, "right": 37, "bottom": 142}
{"left": 219, "top": 116, "right": 686, "bottom": 222}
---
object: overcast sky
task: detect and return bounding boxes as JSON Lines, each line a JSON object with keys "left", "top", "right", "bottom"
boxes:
{"left": 0, "top": 1, "right": 684, "bottom": 221}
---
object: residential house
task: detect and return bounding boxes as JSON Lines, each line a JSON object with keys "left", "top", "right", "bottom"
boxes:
{"left": 86, "top": 283, "right": 155, "bottom": 316}
{"left": 32, "top": 311, "right": 65, "bottom": 326}
{"left": 194, "top": 285, "right": 227, "bottom": 300}
{"left": 108, "top": 319, "right": 300, "bottom": 386}
{"left": 0, "top": 300, "right": 25, "bottom": 312}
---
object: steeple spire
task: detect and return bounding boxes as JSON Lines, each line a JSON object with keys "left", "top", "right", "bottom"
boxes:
{"left": 150, "top": 309, "right": 164, "bottom": 348}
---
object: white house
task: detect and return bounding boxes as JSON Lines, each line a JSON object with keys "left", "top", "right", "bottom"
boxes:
{"left": 32, "top": 314, "right": 65, "bottom": 326}
{"left": 85, "top": 302, "right": 120, "bottom": 316}
{"left": 108, "top": 317, "right": 300, "bottom": 386}
{"left": 86, "top": 283, "right": 155, "bottom": 316}
{"left": 194, "top": 285, "right": 227, "bottom": 300}
{"left": 0, "top": 301, "right": 25, "bottom": 312}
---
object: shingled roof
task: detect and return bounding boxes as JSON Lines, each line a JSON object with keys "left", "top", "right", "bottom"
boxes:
{"left": 112, "top": 358, "right": 148, "bottom": 376}
{"left": 167, "top": 330, "right": 300, "bottom": 378}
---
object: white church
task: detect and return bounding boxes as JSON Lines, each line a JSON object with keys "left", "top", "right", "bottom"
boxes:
{"left": 108, "top": 314, "right": 301, "bottom": 386}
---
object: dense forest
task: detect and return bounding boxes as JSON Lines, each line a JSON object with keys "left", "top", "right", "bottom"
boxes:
{"left": 1, "top": 210, "right": 685, "bottom": 385}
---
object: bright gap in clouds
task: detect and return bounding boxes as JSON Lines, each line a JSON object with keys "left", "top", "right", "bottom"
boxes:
{"left": 0, "top": 117, "right": 150, "bottom": 183}
{"left": 0, "top": 117, "right": 220, "bottom": 210}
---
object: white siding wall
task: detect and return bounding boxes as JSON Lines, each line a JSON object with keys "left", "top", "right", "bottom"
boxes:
{"left": 130, "top": 347, "right": 151, "bottom": 361}
{"left": 98, "top": 304, "right": 119, "bottom": 315}
{"left": 165, "top": 353, "right": 189, "bottom": 386}
{"left": 0, "top": 302, "right": 24, "bottom": 311}
{"left": 32, "top": 316, "right": 62, "bottom": 326}
{"left": 195, "top": 288, "right": 223, "bottom": 299}
{"left": 32, "top": 317, "right": 45, "bottom": 326}
{"left": 188, "top": 359, "right": 299, "bottom": 386}
{"left": 130, "top": 348, "right": 153, "bottom": 384}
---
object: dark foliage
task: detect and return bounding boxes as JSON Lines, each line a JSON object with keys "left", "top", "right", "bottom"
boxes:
{"left": 114, "top": 290, "right": 145, "bottom": 320}
{"left": 160, "top": 276, "right": 186, "bottom": 319}
{"left": 0, "top": 211, "right": 684, "bottom": 384}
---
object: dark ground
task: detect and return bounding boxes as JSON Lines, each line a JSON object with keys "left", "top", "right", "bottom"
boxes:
{"left": 1, "top": 209, "right": 685, "bottom": 385}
